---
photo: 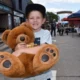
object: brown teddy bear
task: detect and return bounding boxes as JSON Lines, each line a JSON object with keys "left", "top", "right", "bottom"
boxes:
{"left": 0, "top": 23, "right": 59, "bottom": 78}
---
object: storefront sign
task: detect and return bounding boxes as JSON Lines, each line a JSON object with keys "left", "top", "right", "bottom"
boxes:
{"left": 0, "top": 4, "right": 12, "bottom": 13}
{"left": 14, "top": 11, "right": 24, "bottom": 17}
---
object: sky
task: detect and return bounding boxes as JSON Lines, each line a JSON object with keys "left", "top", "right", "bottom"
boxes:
{"left": 32, "top": 0, "right": 80, "bottom": 20}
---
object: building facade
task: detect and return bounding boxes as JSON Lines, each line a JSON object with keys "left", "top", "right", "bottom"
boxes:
{"left": 0, "top": 0, "right": 31, "bottom": 32}
{"left": 12, "top": 0, "right": 30, "bottom": 28}
{"left": 0, "top": 0, "right": 13, "bottom": 31}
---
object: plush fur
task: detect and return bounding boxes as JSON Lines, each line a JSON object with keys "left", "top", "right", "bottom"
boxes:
{"left": 0, "top": 23, "right": 59, "bottom": 78}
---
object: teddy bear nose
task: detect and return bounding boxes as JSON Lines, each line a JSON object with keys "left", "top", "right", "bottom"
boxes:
{"left": 20, "top": 37, "right": 25, "bottom": 41}
{"left": 3, "top": 60, "right": 11, "bottom": 68}
{"left": 41, "top": 54, "right": 49, "bottom": 62}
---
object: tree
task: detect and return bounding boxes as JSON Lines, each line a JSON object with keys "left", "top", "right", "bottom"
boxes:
{"left": 28, "top": 0, "right": 33, "bottom": 4}
{"left": 46, "top": 12, "right": 58, "bottom": 23}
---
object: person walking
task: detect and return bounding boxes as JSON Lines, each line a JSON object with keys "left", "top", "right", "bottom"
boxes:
{"left": 51, "top": 19, "right": 56, "bottom": 37}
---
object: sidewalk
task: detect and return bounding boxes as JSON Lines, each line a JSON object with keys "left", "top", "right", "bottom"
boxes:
{"left": 52, "top": 34, "right": 80, "bottom": 80}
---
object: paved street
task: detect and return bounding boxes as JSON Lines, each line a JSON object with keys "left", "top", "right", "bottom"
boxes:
{"left": 0, "top": 33, "right": 80, "bottom": 80}
{"left": 52, "top": 33, "right": 80, "bottom": 80}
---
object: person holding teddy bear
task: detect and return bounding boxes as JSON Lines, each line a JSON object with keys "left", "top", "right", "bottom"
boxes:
{"left": 23, "top": 3, "right": 52, "bottom": 80}
{"left": 1, "top": 3, "right": 59, "bottom": 80}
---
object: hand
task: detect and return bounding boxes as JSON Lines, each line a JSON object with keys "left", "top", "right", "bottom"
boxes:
{"left": 12, "top": 44, "right": 47, "bottom": 57}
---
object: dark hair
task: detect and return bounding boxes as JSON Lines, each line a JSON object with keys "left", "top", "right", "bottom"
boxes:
{"left": 25, "top": 4, "right": 46, "bottom": 18}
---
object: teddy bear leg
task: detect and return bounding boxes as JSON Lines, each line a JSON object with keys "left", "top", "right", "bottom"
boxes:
{"left": 33, "top": 44, "right": 59, "bottom": 74}
{"left": 0, "top": 52, "right": 25, "bottom": 78}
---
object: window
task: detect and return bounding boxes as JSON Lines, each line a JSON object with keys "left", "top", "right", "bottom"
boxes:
{"left": 19, "top": 0, "right": 22, "bottom": 10}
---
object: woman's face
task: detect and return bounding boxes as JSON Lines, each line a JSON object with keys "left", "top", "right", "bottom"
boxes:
{"left": 27, "top": 11, "right": 45, "bottom": 32}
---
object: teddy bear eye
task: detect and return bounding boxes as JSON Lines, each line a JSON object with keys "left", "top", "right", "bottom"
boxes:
{"left": 20, "top": 37, "right": 25, "bottom": 41}
{"left": 0, "top": 55, "right": 4, "bottom": 58}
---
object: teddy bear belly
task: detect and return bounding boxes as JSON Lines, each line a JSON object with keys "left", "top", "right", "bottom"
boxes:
{"left": 18, "top": 53, "right": 37, "bottom": 77}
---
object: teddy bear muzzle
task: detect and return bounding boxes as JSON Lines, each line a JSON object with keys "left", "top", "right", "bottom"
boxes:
{"left": 16, "top": 34, "right": 30, "bottom": 44}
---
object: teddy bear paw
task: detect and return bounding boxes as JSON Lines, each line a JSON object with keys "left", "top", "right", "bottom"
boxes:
{"left": 0, "top": 52, "right": 12, "bottom": 69}
{"left": 33, "top": 44, "right": 59, "bottom": 73}
{"left": 41, "top": 46, "right": 57, "bottom": 62}
{"left": 0, "top": 52, "right": 25, "bottom": 77}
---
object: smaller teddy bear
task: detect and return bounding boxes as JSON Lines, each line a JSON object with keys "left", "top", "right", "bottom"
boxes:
{"left": 0, "top": 23, "right": 59, "bottom": 78}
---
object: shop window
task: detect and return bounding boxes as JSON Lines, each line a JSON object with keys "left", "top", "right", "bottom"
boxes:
{"left": 14, "top": 16, "right": 20, "bottom": 26}
{"left": 8, "top": 14, "right": 12, "bottom": 29}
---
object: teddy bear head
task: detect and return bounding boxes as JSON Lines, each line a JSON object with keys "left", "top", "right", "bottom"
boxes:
{"left": 1, "top": 23, "right": 35, "bottom": 50}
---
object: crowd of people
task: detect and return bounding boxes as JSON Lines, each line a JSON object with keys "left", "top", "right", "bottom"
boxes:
{"left": 43, "top": 20, "right": 80, "bottom": 37}
{"left": 43, "top": 20, "right": 70, "bottom": 37}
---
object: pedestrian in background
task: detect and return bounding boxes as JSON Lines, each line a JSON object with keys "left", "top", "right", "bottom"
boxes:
{"left": 65, "top": 27, "right": 69, "bottom": 35}
{"left": 57, "top": 23, "right": 61, "bottom": 36}
{"left": 51, "top": 19, "right": 56, "bottom": 37}
{"left": 60, "top": 24, "right": 64, "bottom": 36}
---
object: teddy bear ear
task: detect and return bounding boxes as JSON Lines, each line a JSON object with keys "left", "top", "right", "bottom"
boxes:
{"left": 1, "top": 30, "right": 11, "bottom": 44}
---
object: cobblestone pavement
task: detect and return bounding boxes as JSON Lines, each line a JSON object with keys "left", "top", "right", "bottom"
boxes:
{"left": 0, "top": 33, "right": 80, "bottom": 80}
